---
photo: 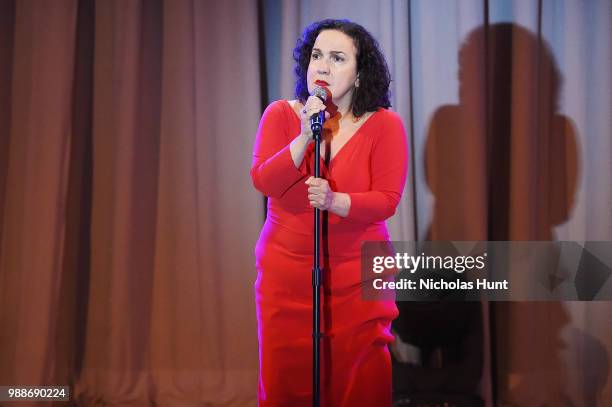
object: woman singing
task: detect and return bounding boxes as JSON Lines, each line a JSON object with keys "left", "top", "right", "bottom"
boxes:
{"left": 251, "top": 19, "right": 408, "bottom": 406}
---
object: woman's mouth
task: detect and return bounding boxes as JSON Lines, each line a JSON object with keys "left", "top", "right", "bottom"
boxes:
{"left": 315, "top": 80, "right": 330, "bottom": 87}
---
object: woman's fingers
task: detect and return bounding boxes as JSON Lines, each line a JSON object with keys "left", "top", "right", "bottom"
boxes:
{"left": 306, "top": 176, "right": 332, "bottom": 209}
{"left": 304, "top": 177, "right": 328, "bottom": 188}
{"left": 307, "top": 185, "right": 329, "bottom": 195}
{"left": 301, "top": 96, "right": 325, "bottom": 118}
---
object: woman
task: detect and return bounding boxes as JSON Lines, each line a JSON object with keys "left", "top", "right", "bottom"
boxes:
{"left": 251, "top": 19, "right": 408, "bottom": 406}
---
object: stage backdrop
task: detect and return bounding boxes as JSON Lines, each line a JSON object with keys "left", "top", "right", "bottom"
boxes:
{"left": 0, "top": 0, "right": 610, "bottom": 406}
{"left": 0, "top": 0, "right": 262, "bottom": 405}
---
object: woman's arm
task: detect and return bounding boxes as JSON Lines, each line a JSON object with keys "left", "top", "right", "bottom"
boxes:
{"left": 345, "top": 112, "right": 408, "bottom": 223}
{"left": 250, "top": 102, "right": 307, "bottom": 198}
{"left": 251, "top": 99, "right": 328, "bottom": 198}
{"left": 289, "top": 132, "right": 312, "bottom": 168}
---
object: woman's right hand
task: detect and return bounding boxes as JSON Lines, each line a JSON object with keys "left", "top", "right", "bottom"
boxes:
{"left": 289, "top": 96, "right": 331, "bottom": 168}
{"left": 299, "top": 95, "right": 331, "bottom": 139}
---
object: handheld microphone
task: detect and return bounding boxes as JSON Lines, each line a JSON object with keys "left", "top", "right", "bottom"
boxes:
{"left": 310, "top": 86, "right": 329, "bottom": 137}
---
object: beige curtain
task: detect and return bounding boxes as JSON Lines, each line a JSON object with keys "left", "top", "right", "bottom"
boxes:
{"left": 267, "top": 0, "right": 611, "bottom": 405}
{"left": 0, "top": 0, "right": 78, "bottom": 389}
{"left": 0, "top": 0, "right": 261, "bottom": 405}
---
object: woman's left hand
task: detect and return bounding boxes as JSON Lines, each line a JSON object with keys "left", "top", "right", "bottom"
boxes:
{"left": 305, "top": 176, "right": 334, "bottom": 210}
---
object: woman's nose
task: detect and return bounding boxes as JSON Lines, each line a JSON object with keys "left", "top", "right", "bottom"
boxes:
{"left": 316, "top": 59, "right": 330, "bottom": 74}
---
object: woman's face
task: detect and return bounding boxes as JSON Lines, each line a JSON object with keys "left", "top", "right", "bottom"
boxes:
{"left": 307, "top": 29, "right": 358, "bottom": 109}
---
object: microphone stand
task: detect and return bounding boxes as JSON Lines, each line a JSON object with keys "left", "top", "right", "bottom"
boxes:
{"left": 311, "top": 111, "right": 324, "bottom": 407}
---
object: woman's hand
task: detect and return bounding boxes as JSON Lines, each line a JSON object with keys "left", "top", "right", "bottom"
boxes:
{"left": 305, "top": 176, "right": 351, "bottom": 217}
{"left": 299, "top": 96, "right": 331, "bottom": 139}
{"left": 305, "top": 176, "right": 334, "bottom": 210}
{"left": 289, "top": 97, "right": 331, "bottom": 168}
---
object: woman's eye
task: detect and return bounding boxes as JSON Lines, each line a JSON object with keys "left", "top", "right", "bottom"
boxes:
{"left": 332, "top": 55, "right": 344, "bottom": 62}
{"left": 311, "top": 53, "right": 321, "bottom": 60}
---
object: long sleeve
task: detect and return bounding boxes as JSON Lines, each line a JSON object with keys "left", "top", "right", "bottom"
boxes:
{"left": 346, "top": 111, "right": 408, "bottom": 223}
{"left": 250, "top": 101, "right": 306, "bottom": 198}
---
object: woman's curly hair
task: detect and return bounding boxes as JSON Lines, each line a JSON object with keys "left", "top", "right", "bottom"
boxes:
{"left": 293, "top": 19, "right": 391, "bottom": 117}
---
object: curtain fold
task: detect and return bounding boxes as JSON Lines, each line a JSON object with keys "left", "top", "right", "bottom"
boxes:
{"left": 147, "top": 0, "right": 261, "bottom": 404}
{"left": 0, "top": 0, "right": 77, "bottom": 388}
{"left": 74, "top": 0, "right": 162, "bottom": 403}
{"left": 1, "top": 0, "right": 261, "bottom": 405}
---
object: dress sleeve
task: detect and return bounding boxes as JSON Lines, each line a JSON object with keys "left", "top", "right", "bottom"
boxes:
{"left": 346, "top": 111, "right": 408, "bottom": 223}
{"left": 250, "top": 101, "right": 307, "bottom": 198}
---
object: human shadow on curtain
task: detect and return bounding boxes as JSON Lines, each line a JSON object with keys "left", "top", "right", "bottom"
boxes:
{"left": 392, "top": 22, "right": 590, "bottom": 405}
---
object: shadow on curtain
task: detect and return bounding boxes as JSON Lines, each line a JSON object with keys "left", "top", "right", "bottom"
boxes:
{"left": 393, "top": 22, "right": 609, "bottom": 406}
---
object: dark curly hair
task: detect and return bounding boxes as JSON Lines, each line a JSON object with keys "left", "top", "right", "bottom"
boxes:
{"left": 293, "top": 19, "right": 391, "bottom": 117}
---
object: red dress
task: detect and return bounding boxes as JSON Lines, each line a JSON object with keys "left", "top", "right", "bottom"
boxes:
{"left": 251, "top": 100, "right": 408, "bottom": 406}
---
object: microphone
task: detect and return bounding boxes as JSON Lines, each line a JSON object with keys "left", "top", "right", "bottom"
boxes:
{"left": 310, "top": 86, "right": 329, "bottom": 137}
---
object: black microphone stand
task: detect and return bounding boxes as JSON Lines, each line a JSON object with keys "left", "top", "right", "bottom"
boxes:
{"left": 310, "top": 110, "right": 324, "bottom": 407}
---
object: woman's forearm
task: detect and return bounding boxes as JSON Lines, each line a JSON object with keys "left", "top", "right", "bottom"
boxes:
{"left": 289, "top": 133, "right": 312, "bottom": 168}
{"left": 329, "top": 192, "right": 351, "bottom": 217}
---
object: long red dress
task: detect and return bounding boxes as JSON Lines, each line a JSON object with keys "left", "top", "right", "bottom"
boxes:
{"left": 251, "top": 100, "right": 408, "bottom": 406}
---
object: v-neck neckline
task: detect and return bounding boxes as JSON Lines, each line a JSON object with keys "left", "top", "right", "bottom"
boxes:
{"left": 284, "top": 100, "right": 380, "bottom": 168}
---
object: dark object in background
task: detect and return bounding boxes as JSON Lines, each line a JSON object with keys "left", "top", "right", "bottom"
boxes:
{"left": 393, "top": 392, "right": 484, "bottom": 407}
{"left": 392, "top": 301, "right": 483, "bottom": 405}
